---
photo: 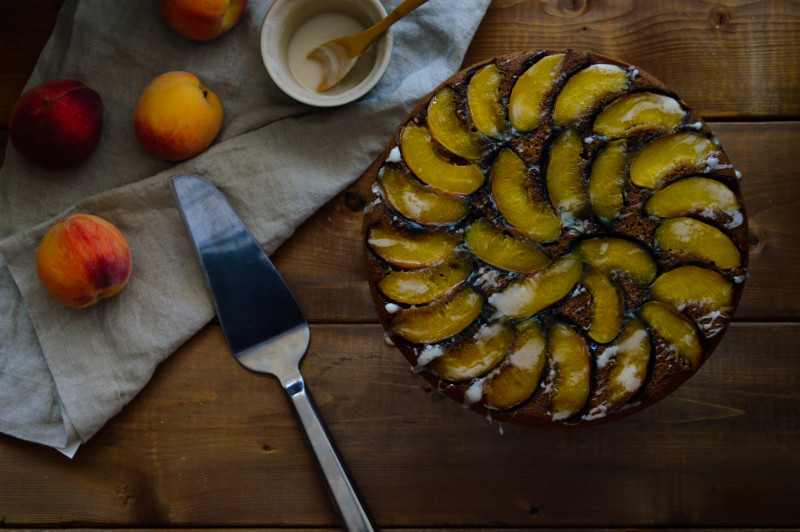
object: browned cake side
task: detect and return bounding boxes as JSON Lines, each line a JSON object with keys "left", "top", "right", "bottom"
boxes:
{"left": 363, "top": 49, "right": 748, "bottom": 428}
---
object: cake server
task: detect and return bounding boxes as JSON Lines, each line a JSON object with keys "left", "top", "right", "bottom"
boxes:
{"left": 170, "top": 174, "right": 375, "bottom": 532}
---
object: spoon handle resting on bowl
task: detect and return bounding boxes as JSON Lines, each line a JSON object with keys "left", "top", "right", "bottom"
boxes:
{"left": 309, "top": 0, "right": 431, "bottom": 91}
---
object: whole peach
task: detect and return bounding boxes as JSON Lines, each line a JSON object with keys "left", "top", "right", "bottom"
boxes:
{"left": 36, "top": 214, "right": 132, "bottom": 308}
{"left": 133, "top": 71, "right": 224, "bottom": 161}
{"left": 159, "top": 0, "right": 248, "bottom": 41}
{"left": 9, "top": 79, "right": 103, "bottom": 171}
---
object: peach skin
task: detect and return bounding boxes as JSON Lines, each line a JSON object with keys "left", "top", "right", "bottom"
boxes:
{"left": 9, "top": 79, "right": 103, "bottom": 171}
{"left": 36, "top": 214, "right": 132, "bottom": 308}
{"left": 159, "top": 0, "right": 248, "bottom": 41}
{"left": 133, "top": 71, "right": 223, "bottom": 161}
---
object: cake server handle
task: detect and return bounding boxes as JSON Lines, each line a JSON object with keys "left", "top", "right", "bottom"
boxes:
{"left": 282, "top": 371, "right": 376, "bottom": 532}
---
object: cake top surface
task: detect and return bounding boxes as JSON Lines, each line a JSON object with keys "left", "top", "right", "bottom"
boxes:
{"left": 363, "top": 49, "right": 748, "bottom": 428}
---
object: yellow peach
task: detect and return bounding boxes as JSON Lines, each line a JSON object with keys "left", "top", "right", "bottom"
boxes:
{"left": 36, "top": 214, "right": 132, "bottom": 308}
{"left": 133, "top": 71, "right": 223, "bottom": 161}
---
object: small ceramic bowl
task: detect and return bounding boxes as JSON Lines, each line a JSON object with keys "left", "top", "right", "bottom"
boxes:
{"left": 260, "top": 0, "right": 392, "bottom": 107}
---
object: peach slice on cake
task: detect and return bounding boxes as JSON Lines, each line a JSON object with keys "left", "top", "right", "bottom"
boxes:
{"left": 429, "top": 321, "right": 514, "bottom": 382}
{"left": 467, "top": 64, "right": 508, "bottom": 139}
{"left": 427, "top": 87, "right": 488, "bottom": 160}
{"left": 546, "top": 128, "right": 588, "bottom": 220}
{"left": 490, "top": 148, "right": 562, "bottom": 243}
{"left": 600, "top": 318, "right": 651, "bottom": 409}
{"left": 400, "top": 123, "right": 485, "bottom": 195}
{"left": 378, "top": 166, "right": 469, "bottom": 226}
{"left": 547, "top": 321, "right": 591, "bottom": 421}
{"left": 482, "top": 319, "right": 547, "bottom": 410}
{"left": 508, "top": 53, "right": 564, "bottom": 132}
{"left": 629, "top": 131, "right": 720, "bottom": 190}
{"left": 650, "top": 265, "right": 734, "bottom": 312}
{"left": 645, "top": 177, "right": 741, "bottom": 219}
{"left": 654, "top": 217, "right": 742, "bottom": 269}
{"left": 553, "top": 64, "right": 630, "bottom": 127}
{"left": 583, "top": 269, "right": 624, "bottom": 344}
{"left": 588, "top": 139, "right": 628, "bottom": 223}
{"left": 593, "top": 92, "right": 686, "bottom": 137}
{"left": 367, "top": 223, "right": 460, "bottom": 269}
{"left": 390, "top": 288, "right": 483, "bottom": 344}
{"left": 378, "top": 255, "right": 472, "bottom": 305}
{"left": 575, "top": 237, "right": 657, "bottom": 284}
{"left": 465, "top": 219, "right": 550, "bottom": 273}
{"left": 641, "top": 301, "right": 702, "bottom": 369}
{"left": 488, "top": 254, "right": 583, "bottom": 319}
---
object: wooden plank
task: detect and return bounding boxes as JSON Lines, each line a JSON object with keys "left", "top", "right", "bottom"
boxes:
{"left": 273, "top": 121, "right": 800, "bottom": 323}
{"left": 3, "top": 116, "right": 797, "bottom": 323}
{"left": 4, "top": 122, "right": 795, "bottom": 322}
{"left": 1, "top": 1, "right": 799, "bottom": 128}
{"left": 464, "top": 0, "right": 800, "bottom": 119}
{"left": 0, "top": 321, "right": 797, "bottom": 527}
{"left": 713, "top": 122, "right": 800, "bottom": 320}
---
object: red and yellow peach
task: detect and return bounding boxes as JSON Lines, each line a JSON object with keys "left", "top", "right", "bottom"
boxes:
{"left": 159, "top": 0, "right": 248, "bottom": 41}
{"left": 36, "top": 214, "right": 132, "bottom": 308}
{"left": 9, "top": 79, "right": 103, "bottom": 171}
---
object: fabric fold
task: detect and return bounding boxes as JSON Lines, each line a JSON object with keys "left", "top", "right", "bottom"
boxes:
{"left": 0, "top": 0, "right": 491, "bottom": 451}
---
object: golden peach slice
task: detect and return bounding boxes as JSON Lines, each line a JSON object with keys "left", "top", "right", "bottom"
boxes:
{"left": 378, "top": 166, "right": 469, "bottom": 226}
{"left": 378, "top": 255, "right": 472, "bottom": 305}
{"left": 593, "top": 92, "right": 686, "bottom": 137}
{"left": 650, "top": 265, "right": 734, "bottom": 311}
{"left": 483, "top": 319, "right": 547, "bottom": 410}
{"left": 645, "top": 177, "right": 741, "bottom": 219}
{"left": 429, "top": 321, "right": 514, "bottom": 382}
{"left": 465, "top": 219, "right": 551, "bottom": 273}
{"left": 488, "top": 254, "right": 583, "bottom": 319}
{"left": 508, "top": 53, "right": 564, "bottom": 132}
{"left": 367, "top": 224, "right": 460, "bottom": 269}
{"left": 583, "top": 269, "right": 624, "bottom": 344}
{"left": 400, "top": 123, "right": 485, "bottom": 195}
{"left": 629, "top": 131, "right": 720, "bottom": 190}
{"left": 546, "top": 128, "right": 588, "bottom": 218}
{"left": 588, "top": 139, "right": 628, "bottom": 222}
{"left": 575, "top": 237, "right": 657, "bottom": 284}
{"left": 548, "top": 321, "right": 591, "bottom": 421}
{"left": 641, "top": 301, "right": 702, "bottom": 369}
{"left": 427, "top": 87, "right": 489, "bottom": 160}
{"left": 467, "top": 64, "right": 508, "bottom": 139}
{"left": 600, "top": 318, "right": 651, "bottom": 409}
{"left": 391, "top": 287, "right": 483, "bottom": 344}
{"left": 654, "top": 217, "right": 742, "bottom": 269}
{"left": 553, "top": 64, "right": 630, "bottom": 127}
{"left": 490, "top": 148, "right": 562, "bottom": 243}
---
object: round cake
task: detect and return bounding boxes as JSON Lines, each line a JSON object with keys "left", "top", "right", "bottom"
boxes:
{"left": 363, "top": 49, "right": 748, "bottom": 427}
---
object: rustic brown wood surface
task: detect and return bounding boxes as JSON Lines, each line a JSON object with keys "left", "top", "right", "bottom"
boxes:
{"left": 1, "top": 0, "right": 798, "bottom": 529}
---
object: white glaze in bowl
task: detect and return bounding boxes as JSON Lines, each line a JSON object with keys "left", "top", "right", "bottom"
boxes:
{"left": 261, "top": 0, "right": 392, "bottom": 107}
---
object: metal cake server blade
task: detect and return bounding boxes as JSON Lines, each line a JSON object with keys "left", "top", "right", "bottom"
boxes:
{"left": 170, "top": 174, "right": 375, "bottom": 532}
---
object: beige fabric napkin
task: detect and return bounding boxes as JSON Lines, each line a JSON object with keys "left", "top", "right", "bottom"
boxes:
{"left": 0, "top": 0, "right": 490, "bottom": 453}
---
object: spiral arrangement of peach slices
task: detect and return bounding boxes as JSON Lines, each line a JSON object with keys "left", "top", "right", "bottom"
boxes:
{"left": 365, "top": 52, "right": 746, "bottom": 423}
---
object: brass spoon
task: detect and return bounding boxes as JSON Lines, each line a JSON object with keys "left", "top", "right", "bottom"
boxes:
{"left": 307, "top": 0, "right": 431, "bottom": 92}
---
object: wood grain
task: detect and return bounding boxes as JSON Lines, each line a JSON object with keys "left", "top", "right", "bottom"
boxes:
{"left": 2, "top": 0, "right": 799, "bottom": 128}
{"left": 1, "top": 0, "right": 799, "bottom": 529}
{"left": 463, "top": 0, "right": 800, "bottom": 119}
{"left": 0, "top": 322, "right": 797, "bottom": 527}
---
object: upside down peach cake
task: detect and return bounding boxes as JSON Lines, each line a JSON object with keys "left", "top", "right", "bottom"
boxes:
{"left": 363, "top": 49, "right": 748, "bottom": 427}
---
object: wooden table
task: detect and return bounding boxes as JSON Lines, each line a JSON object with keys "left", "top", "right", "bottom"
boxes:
{"left": 2, "top": 0, "right": 799, "bottom": 528}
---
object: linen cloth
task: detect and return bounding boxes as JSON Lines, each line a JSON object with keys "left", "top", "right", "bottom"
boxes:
{"left": 0, "top": 0, "right": 491, "bottom": 453}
